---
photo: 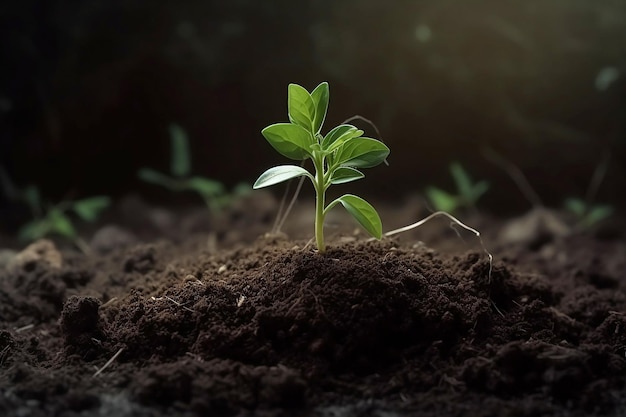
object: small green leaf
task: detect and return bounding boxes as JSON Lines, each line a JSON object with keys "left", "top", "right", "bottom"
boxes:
{"left": 310, "top": 82, "right": 329, "bottom": 134}
{"left": 138, "top": 168, "right": 179, "bottom": 190}
{"left": 231, "top": 182, "right": 252, "bottom": 196}
{"left": 334, "top": 137, "right": 390, "bottom": 168}
{"left": 586, "top": 205, "right": 613, "bottom": 225}
{"left": 73, "top": 196, "right": 111, "bottom": 222}
{"left": 22, "top": 185, "right": 41, "bottom": 215}
{"left": 471, "top": 180, "right": 490, "bottom": 203}
{"left": 321, "top": 124, "right": 363, "bottom": 151}
{"left": 254, "top": 165, "right": 312, "bottom": 189}
{"left": 288, "top": 84, "right": 316, "bottom": 132}
{"left": 262, "top": 123, "right": 313, "bottom": 160}
{"left": 426, "top": 187, "right": 459, "bottom": 212}
{"left": 564, "top": 198, "right": 586, "bottom": 217}
{"left": 18, "top": 220, "right": 50, "bottom": 242}
{"left": 48, "top": 209, "right": 77, "bottom": 238}
{"left": 170, "top": 124, "right": 191, "bottom": 177}
{"left": 186, "top": 177, "right": 225, "bottom": 197}
{"left": 450, "top": 162, "right": 473, "bottom": 200}
{"left": 330, "top": 194, "right": 383, "bottom": 239}
{"left": 329, "top": 167, "right": 364, "bottom": 185}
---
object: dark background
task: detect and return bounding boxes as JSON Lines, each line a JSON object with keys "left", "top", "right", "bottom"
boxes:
{"left": 1, "top": 0, "right": 625, "bottom": 225}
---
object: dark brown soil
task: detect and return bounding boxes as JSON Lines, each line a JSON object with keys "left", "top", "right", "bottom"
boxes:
{"left": 1, "top": 198, "right": 625, "bottom": 417}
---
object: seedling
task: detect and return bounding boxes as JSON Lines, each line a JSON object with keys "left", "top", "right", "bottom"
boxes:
{"left": 253, "top": 82, "right": 390, "bottom": 253}
{"left": 1, "top": 168, "right": 109, "bottom": 249}
{"left": 139, "top": 124, "right": 248, "bottom": 212}
{"left": 426, "top": 162, "right": 488, "bottom": 213}
{"left": 18, "top": 188, "right": 110, "bottom": 251}
{"left": 564, "top": 198, "right": 613, "bottom": 229}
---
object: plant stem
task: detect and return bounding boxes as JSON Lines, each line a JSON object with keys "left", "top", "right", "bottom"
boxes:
{"left": 313, "top": 154, "right": 326, "bottom": 253}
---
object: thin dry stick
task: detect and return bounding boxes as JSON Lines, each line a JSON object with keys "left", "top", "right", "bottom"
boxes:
{"left": 14, "top": 324, "right": 34, "bottom": 333}
{"left": 93, "top": 347, "right": 124, "bottom": 378}
{"left": 272, "top": 160, "right": 307, "bottom": 234}
{"left": 274, "top": 174, "right": 306, "bottom": 234}
{"left": 378, "top": 211, "right": 493, "bottom": 282}
{"left": 483, "top": 147, "right": 542, "bottom": 208}
{"left": 165, "top": 295, "right": 195, "bottom": 313}
{"left": 585, "top": 150, "right": 610, "bottom": 206}
{"left": 100, "top": 297, "right": 118, "bottom": 308}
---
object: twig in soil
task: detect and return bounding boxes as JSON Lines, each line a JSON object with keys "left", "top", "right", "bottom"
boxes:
{"left": 92, "top": 347, "right": 124, "bottom": 378}
{"left": 491, "top": 301, "right": 505, "bottom": 318}
{"left": 14, "top": 324, "right": 34, "bottom": 333}
{"left": 100, "top": 297, "right": 118, "bottom": 308}
{"left": 379, "top": 211, "right": 493, "bottom": 282}
{"left": 0, "top": 345, "right": 11, "bottom": 366}
{"left": 164, "top": 295, "right": 195, "bottom": 313}
{"left": 185, "top": 352, "right": 203, "bottom": 362}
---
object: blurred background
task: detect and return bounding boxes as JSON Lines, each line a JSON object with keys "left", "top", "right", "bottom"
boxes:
{"left": 1, "top": 0, "right": 625, "bottom": 229}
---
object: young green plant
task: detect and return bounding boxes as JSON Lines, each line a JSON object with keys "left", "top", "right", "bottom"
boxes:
{"left": 0, "top": 168, "right": 109, "bottom": 249}
{"left": 18, "top": 189, "right": 110, "bottom": 252}
{"left": 253, "top": 82, "right": 390, "bottom": 253}
{"left": 426, "top": 162, "right": 488, "bottom": 213}
{"left": 139, "top": 124, "right": 249, "bottom": 212}
{"left": 564, "top": 198, "right": 613, "bottom": 229}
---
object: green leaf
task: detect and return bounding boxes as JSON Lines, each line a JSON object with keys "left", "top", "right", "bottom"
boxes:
{"left": 254, "top": 165, "right": 312, "bottom": 189}
{"left": 330, "top": 194, "right": 383, "bottom": 239}
{"left": 586, "top": 205, "right": 613, "bottom": 225}
{"left": 73, "top": 196, "right": 111, "bottom": 222}
{"left": 231, "top": 182, "right": 252, "bottom": 196}
{"left": 564, "top": 198, "right": 586, "bottom": 217}
{"left": 321, "top": 124, "right": 364, "bottom": 151}
{"left": 186, "top": 177, "right": 225, "bottom": 197}
{"left": 18, "top": 220, "right": 50, "bottom": 242}
{"left": 169, "top": 124, "right": 191, "bottom": 177}
{"left": 22, "top": 185, "right": 41, "bottom": 215}
{"left": 471, "top": 180, "right": 489, "bottom": 203}
{"left": 48, "top": 209, "right": 77, "bottom": 238}
{"left": 450, "top": 162, "right": 473, "bottom": 200}
{"left": 426, "top": 187, "right": 459, "bottom": 212}
{"left": 20, "top": 209, "right": 77, "bottom": 241}
{"left": 288, "top": 84, "right": 316, "bottom": 132}
{"left": 310, "top": 82, "right": 329, "bottom": 134}
{"left": 138, "top": 168, "right": 179, "bottom": 190}
{"left": 261, "top": 123, "right": 313, "bottom": 160}
{"left": 334, "top": 137, "right": 390, "bottom": 168}
{"left": 329, "top": 167, "right": 364, "bottom": 185}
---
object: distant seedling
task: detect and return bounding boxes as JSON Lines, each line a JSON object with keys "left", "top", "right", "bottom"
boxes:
{"left": 139, "top": 124, "right": 249, "bottom": 212}
{"left": 253, "top": 82, "right": 390, "bottom": 253}
{"left": 564, "top": 198, "right": 613, "bottom": 229}
{"left": 19, "top": 188, "right": 110, "bottom": 251}
{"left": 426, "top": 162, "right": 489, "bottom": 212}
{"left": 1, "top": 168, "right": 110, "bottom": 250}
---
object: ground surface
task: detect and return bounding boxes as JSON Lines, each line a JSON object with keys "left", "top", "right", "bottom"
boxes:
{"left": 1, "top": 195, "right": 626, "bottom": 417}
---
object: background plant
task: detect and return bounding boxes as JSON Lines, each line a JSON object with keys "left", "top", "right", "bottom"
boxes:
{"left": 18, "top": 188, "right": 110, "bottom": 251}
{"left": 139, "top": 123, "right": 249, "bottom": 212}
{"left": 253, "top": 82, "right": 389, "bottom": 253}
{"left": 426, "top": 162, "right": 489, "bottom": 213}
{"left": 564, "top": 197, "right": 613, "bottom": 229}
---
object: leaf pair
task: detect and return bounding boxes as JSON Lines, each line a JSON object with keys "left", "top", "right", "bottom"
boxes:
{"left": 426, "top": 162, "right": 489, "bottom": 213}
{"left": 19, "top": 196, "right": 111, "bottom": 243}
{"left": 138, "top": 123, "right": 228, "bottom": 211}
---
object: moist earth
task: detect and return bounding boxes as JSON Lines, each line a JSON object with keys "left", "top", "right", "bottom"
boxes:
{"left": 1, "top": 197, "right": 625, "bottom": 417}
